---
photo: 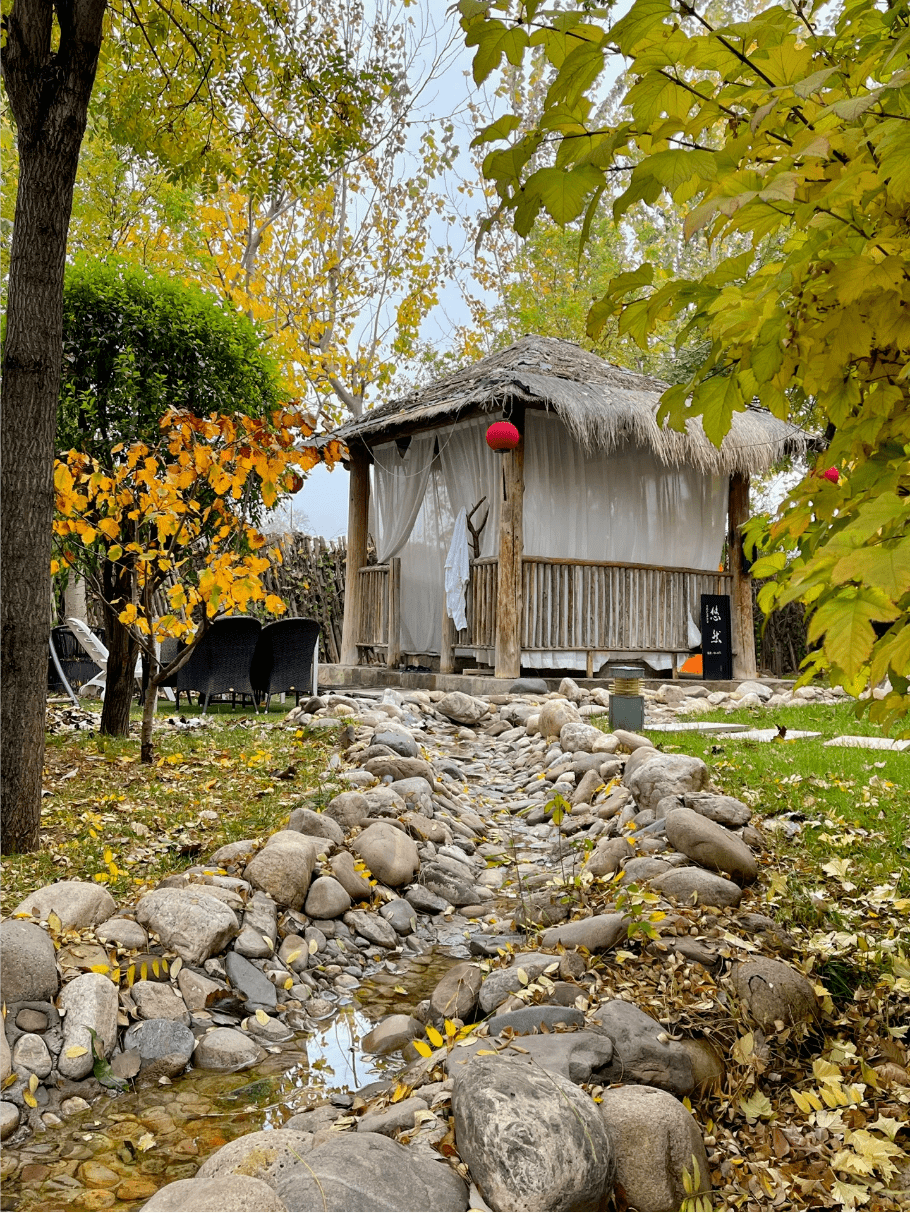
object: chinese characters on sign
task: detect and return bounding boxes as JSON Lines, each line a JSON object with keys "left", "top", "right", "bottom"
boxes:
{"left": 700, "top": 594, "right": 732, "bottom": 680}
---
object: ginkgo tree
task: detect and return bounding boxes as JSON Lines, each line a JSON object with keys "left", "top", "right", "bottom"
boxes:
{"left": 458, "top": 0, "right": 910, "bottom": 727}
{"left": 53, "top": 406, "right": 343, "bottom": 765}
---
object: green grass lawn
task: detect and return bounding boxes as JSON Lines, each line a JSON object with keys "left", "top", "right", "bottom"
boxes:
{"left": 640, "top": 700, "right": 909, "bottom": 972}
{"left": 2, "top": 698, "right": 344, "bottom": 916}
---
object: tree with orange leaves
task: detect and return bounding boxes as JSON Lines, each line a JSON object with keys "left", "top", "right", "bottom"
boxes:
{"left": 53, "top": 405, "right": 343, "bottom": 762}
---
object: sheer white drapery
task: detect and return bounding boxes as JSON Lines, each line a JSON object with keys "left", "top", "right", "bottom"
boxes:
{"left": 522, "top": 412, "right": 727, "bottom": 669}
{"left": 438, "top": 416, "right": 502, "bottom": 558}
{"left": 444, "top": 508, "right": 471, "bottom": 631}
{"left": 371, "top": 433, "right": 437, "bottom": 564}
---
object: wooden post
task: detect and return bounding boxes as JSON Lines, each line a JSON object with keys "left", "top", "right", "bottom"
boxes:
{"left": 440, "top": 599, "right": 456, "bottom": 674}
{"left": 729, "top": 472, "right": 757, "bottom": 679}
{"left": 495, "top": 409, "right": 524, "bottom": 679}
{"left": 340, "top": 446, "right": 370, "bottom": 667}
{"left": 387, "top": 556, "right": 402, "bottom": 669}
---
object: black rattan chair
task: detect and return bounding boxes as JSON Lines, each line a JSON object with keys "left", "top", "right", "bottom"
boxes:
{"left": 160, "top": 616, "right": 262, "bottom": 713}
{"left": 250, "top": 618, "right": 320, "bottom": 711}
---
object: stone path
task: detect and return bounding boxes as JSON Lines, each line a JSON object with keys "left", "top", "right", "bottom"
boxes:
{"left": 0, "top": 677, "right": 868, "bottom": 1211}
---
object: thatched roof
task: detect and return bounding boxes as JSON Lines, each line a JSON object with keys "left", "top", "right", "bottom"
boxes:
{"left": 331, "top": 335, "right": 815, "bottom": 476}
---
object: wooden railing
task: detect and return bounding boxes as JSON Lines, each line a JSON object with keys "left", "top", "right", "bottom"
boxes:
{"left": 456, "top": 557, "right": 498, "bottom": 652}
{"left": 357, "top": 564, "right": 389, "bottom": 648}
{"left": 521, "top": 557, "right": 731, "bottom": 652}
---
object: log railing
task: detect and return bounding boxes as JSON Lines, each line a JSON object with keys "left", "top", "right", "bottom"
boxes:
{"left": 356, "top": 564, "right": 389, "bottom": 648}
{"left": 455, "top": 556, "right": 498, "bottom": 653}
{"left": 521, "top": 557, "right": 731, "bottom": 653}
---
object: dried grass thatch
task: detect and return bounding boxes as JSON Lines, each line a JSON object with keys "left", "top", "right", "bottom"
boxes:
{"left": 332, "top": 335, "right": 815, "bottom": 475}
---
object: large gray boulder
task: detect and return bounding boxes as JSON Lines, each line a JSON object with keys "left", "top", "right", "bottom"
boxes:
{"left": 57, "top": 972, "right": 119, "bottom": 1079}
{"left": 453, "top": 1033, "right": 614, "bottom": 1086}
{"left": 304, "top": 876, "right": 351, "bottom": 919}
{"left": 0, "top": 920, "right": 59, "bottom": 1003}
{"left": 193, "top": 1027, "right": 264, "bottom": 1071}
{"left": 141, "top": 1177, "right": 287, "bottom": 1211}
{"left": 729, "top": 958, "right": 818, "bottom": 1030}
{"left": 11, "top": 880, "right": 116, "bottom": 930}
{"left": 682, "top": 792, "right": 751, "bottom": 828}
{"left": 623, "top": 752, "right": 710, "bottom": 812}
{"left": 197, "top": 1128, "right": 315, "bottom": 1186}
{"left": 592, "top": 1000, "right": 694, "bottom": 1098}
{"left": 451, "top": 1055, "right": 614, "bottom": 1211}
{"left": 352, "top": 822, "right": 419, "bottom": 888}
{"left": 665, "top": 807, "right": 758, "bottom": 885}
{"left": 136, "top": 887, "right": 241, "bottom": 964}
{"left": 599, "top": 1084, "right": 711, "bottom": 1212}
{"left": 429, "top": 962, "right": 483, "bottom": 1022}
{"left": 243, "top": 834, "right": 318, "bottom": 910}
{"left": 436, "top": 692, "right": 488, "bottom": 726}
{"left": 363, "top": 755, "right": 436, "bottom": 783}
{"left": 538, "top": 699, "right": 581, "bottom": 739}
{"left": 649, "top": 866, "right": 744, "bottom": 907}
{"left": 287, "top": 807, "right": 344, "bottom": 846}
{"left": 324, "top": 792, "right": 370, "bottom": 831}
{"left": 330, "top": 850, "right": 373, "bottom": 901}
{"left": 478, "top": 953, "right": 559, "bottom": 1015}
{"left": 540, "top": 912, "right": 628, "bottom": 953}
{"left": 272, "top": 1132, "right": 468, "bottom": 1212}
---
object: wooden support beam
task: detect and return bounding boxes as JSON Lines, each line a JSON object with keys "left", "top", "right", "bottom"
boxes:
{"left": 495, "top": 408, "right": 524, "bottom": 679}
{"left": 340, "top": 447, "right": 371, "bottom": 667}
{"left": 729, "top": 472, "right": 757, "bottom": 679}
{"left": 439, "top": 599, "right": 456, "bottom": 674}
{"left": 387, "top": 556, "right": 402, "bottom": 670}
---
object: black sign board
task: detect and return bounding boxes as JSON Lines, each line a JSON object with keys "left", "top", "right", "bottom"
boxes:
{"left": 700, "top": 594, "right": 732, "bottom": 680}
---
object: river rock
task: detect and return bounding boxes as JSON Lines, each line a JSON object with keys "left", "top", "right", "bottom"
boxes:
{"left": 0, "top": 920, "right": 59, "bottom": 1002}
{"left": 538, "top": 700, "right": 581, "bottom": 739}
{"left": 403, "top": 811, "right": 448, "bottom": 844}
{"left": 363, "top": 755, "right": 436, "bottom": 783}
{"left": 11, "top": 1032, "right": 52, "bottom": 1079}
{"left": 225, "top": 952, "right": 277, "bottom": 1009}
{"left": 406, "top": 885, "right": 448, "bottom": 914}
{"left": 584, "top": 838, "right": 633, "bottom": 877}
{"left": 0, "top": 1102, "right": 19, "bottom": 1141}
{"left": 540, "top": 912, "right": 628, "bottom": 953}
{"left": 193, "top": 1027, "right": 264, "bottom": 1070}
{"left": 198, "top": 1127, "right": 316, "bottom": 1186}
{"left": 288, "top": 807, "right": 344, "bottom": 846}
{"left": 177, "top": 967, "right": 224, "bottom": 1012}
{"left": 559, "top": 722, "right": 606, "bottom": 753}
{"left": 57, "top": 972, "right": 119, "bottom": 1079}
{"left": 95, "top": 917, "right": 149, "bottom": 949}
{"left": 665, "top": 807, "right": 758, "bottom": 884}
{"left": 612, "top": 729, "right": 654, "bottom": 752}
{"left": 330, "top": 850, "right": 373, "bottom": 901}
{"left": 243, "top": 835, "right": 318, "bottom": 910}
{"left": 234, "top": 894, "right": 278, "bottom": 959}
{"left": 356, "top": 1095, "right": 429, "bottom": 1137}
{"left": 592, "top": 1000, "right": 694, "bottom": 1097}
{"left": 682, "top": 792, "right": 751, "bottom": 828}
{"left": 273, "top": 1132, "right": 469, "bottom": 1212}
{"left": 429, "top": 962, "right": 483, "bottom": 1022}
{"left": 599, "top": 1084, "right": 711, "bottom": 1212}
{"left": 650, "top": 867, "right": 744, "bottom": 907}
{"left": 1, "top": 1028, "right": 10, "bottom": 1083}
{"left": 130, "top": 979, "right": 191, "bottom": 1023}
{"left": 380, "top": 898, "right": 417, "bottom": 934}
{"left": 436, "top": 692, "right": 488, "bottom": 725}
{"left": 373, "top": 728, "right": 419, "bottom": 758}
{"left": 343, "top": 909, "right": 399, "bottom": 948}
{"left": 124, "top": 1019, "right": 195, "bottom": 1063}
{"left": 419, "top": 864, "right": 478, "bottom": 907}
{"left": 141, "top": 1176, "right": 287, "bottom": 1212}
{"left": 624, "top": 753, "right": 710, "bottom": 812}
{"left": 454, "top": 1032, "right": 614, "bottom": 1085}
{"left": 352, "top": 822, "right": 419, "bottom": 888}
{"left": 304, "top": 876, "right": 352, "bottom": 919}
{"left": 618, "top": 857, "right": 672, "bottom": 885}
{"left": 729, "top": 958, "right": 818, "bottom": 1029}
{"left": 324, "top": 792, "right": 370, "bottom": 830}
{"left": 486, "top": 1005, "right": 585, "bottom": 1035}
{"left": 136, "top": 887, "right": 240, "bottom": 964}
{"left": 451, "top": 1054, "right": 614, "bottom": 1211}
{"left": 508, "top": 678, "right": 547, "bottom": 695}
{"left": 362, "top": 1014, "right": 424, "bottom": 1056}
{"left": 11, "top": 880, "right": 116, "bottom": 930}
{"left": 478, "top": 954, "right": 559, "bottom": 1014}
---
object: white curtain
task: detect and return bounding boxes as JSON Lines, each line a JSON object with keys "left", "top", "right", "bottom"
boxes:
{"left": 371, "top": 433, "right": 437, "bottom": 563}
{"left": 438, "top": 416, "right": 502, "bottom": 557}
{"left": 522, "top": 412, "right": 728, "bottom": 669}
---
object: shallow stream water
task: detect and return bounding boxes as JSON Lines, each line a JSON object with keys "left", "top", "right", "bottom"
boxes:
{"left": 2, "top": 949, "right": 460, "bottom": 1212}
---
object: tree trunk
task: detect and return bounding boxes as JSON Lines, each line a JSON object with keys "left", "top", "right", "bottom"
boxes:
{"left": 100, "top": 610, "right": 138, "bottom": 737}
{"left": 0, "top": 0, "right": 107, "bottom": 854}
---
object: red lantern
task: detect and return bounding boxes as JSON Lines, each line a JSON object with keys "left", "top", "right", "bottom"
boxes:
{"left": 485, "top": 421, "right": 520, "bottom": 452}
{"left": 822, "top": 466, "right": 839, "bottom": 484}
{"left": 286, "top": 472, "right": 304, "bottom": 494}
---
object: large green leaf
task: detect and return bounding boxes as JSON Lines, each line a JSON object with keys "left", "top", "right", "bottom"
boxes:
{"left": 690, "top": 372, "right": 744, "bottom": 445}
{"left": 831, "top": 538, "right": 910, "bottom": 599}
{"left": 807, "top": 587, "right": 900, "bottom": 681}
{"left": 524, "top": 165, "right": 605, "bottom": 225}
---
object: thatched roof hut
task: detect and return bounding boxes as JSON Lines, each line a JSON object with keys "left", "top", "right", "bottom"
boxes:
{"left": 335, "top": 335, "right": 813, "bottom": 475}
{"left": 332, "top": 336, "right": 814, "bottom": 683}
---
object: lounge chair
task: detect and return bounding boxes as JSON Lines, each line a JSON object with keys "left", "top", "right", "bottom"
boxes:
{"left": 65, "top": 617, "right": 175, "bottom": 702}
{"left": 160, "top": 616, "right": 262, "bottom": 713}
{"left": 250, "top": 618, "right": 320, "bottom": 711}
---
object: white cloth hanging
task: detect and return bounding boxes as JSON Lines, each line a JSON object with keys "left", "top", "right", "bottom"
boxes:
{"left": 444, "top": 508, "right": 470, "bottom": 631}
{"left": 371, "top": 433, "right": 437, "bottom": 563}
